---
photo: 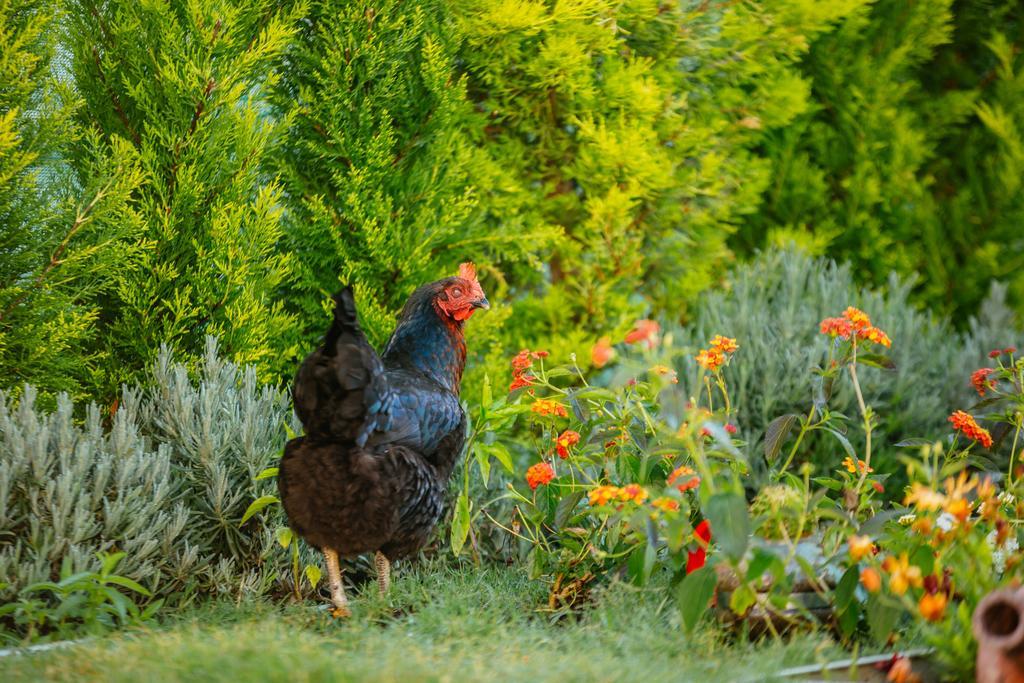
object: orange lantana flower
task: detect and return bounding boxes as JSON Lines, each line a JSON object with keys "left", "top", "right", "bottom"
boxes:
{"left": 588, "top": 485, "right": 621, "bottom": 506}
{"left": 526, "top": 462, "right": 555, "bottom": 490}
{"left": 695, "top": 334, "right": 738, "bottom": 372}
{"left": 842, "top": 456, "right": 873, "bottom": 474}
{"left": 971, "top": 368, "right": 996, "bottom": 397}
{"left": 651, "top": 497, "right": 680, "bottom": 513}
{"left": 919, "top": 591, "right": 947, "bottom": 622}
{"left": 905, "top": 483, "right": 946, "bottom": 511}
{"left": 843, "top": 306, "right": 871, "bottom": 330}
{"left": 948, "top": 410, "right": 993, "bottom": 448}
{"left": 710, "top": 335, "right": 739, "bottom": 354}
{"left": 820, "top": 317, "right": 853, "bottom": 338}
{"left": 591, "top": 336, "right": 615, "bottom": 368}
{"left": 531, "top": 399, "right": 568, "bottom": 418}
{"left": 619, "top": 484, "right": 649, "bottom": 504}
{"left": 668, "top": 465, "right": 700, "bottom": 493}
{"left": 848, "top": 535, "right": 874, "bottom": 561}
{"left": 857, "top": 325, "right": 892, "bottom": 348}
{"left": 554, "top": 430, "right": 580, "bottom": 459}
{"left": 625, "top": 320, "right": 660, "bottom": 348}
{"left": 882, "top": 553, "right": 923, "bottom": 595}
{"left": 860, "top": 567, "right": 882, "bottom": 592}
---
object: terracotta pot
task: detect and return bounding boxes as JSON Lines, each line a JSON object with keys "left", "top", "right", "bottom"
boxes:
{"left": 973, "top": 587, "right": 1024, "bottom": 683}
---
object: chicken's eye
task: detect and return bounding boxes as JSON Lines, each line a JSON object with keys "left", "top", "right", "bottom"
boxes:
{"left": 451, "top": 287, "right": 462, "bottom": 298}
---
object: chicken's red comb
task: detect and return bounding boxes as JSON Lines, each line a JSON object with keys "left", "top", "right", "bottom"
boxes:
{"left": 458, "top": 262, "right": 477, "bottom": 282}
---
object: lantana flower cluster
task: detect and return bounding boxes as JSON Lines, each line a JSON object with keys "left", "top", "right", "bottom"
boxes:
{"left": 510, "top": 349, "right": 548, "bottom": 392}
{"left": 948, "top": 410, "right": 993, "bottom": 448}
{"left": 819, "top": 306, "right": 891, "bottom": 348}
{"left": 695, "top": 335, "right": 739, "bottom": 372}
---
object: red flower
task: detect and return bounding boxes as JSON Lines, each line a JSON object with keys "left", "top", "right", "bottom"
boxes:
{"left": 725, "top": 423, "right": 737, "bottom": 435}
{"left": 971, "top": 368, "right": 996, "bottom": 397}
{"left": 553, "top": 430, "right": 580, "bottom": 458}
{"left": 686, "top": 520, "right": 712, "bottom": 575}
{"left": 1006, "top": 347, "right": 1018, "bottom": 355}
{"left": 872, "top": 481, "right": 885, "bottom": 494}
{"left": 591, "top": 336, "right": 615, "bottom": 368}
{"left": 509, "top": 374, "right": 534, "bottom": 392}
{"left": 686, "top": 547, "right": 706, "bottom": 574}
{"left": 526, "top": 462, "right": 555, "bottom": 490}
{"left": 625, "top": 320, "right": 660, "bottom": 348}
{"left": 989, "top": 349, "right": 1003, "bottom": 359}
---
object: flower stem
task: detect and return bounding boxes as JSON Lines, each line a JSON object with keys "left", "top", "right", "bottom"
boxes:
{"left": 1008, "top": 414, "right": 1023, "bottom": 487}
{"left": 849, "top": 350, "right": 873, "bottom": 507}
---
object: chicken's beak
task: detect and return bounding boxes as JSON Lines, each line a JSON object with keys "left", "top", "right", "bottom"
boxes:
{"left": 472, "top": 297, "right": 490, "bottom": 310}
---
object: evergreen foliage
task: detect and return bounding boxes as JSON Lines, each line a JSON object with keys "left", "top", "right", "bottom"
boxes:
{"left": 451, "top": 0, "right": 863, "bottom": 334}
{"left": 738, "top": 0, "right": 1024, "bottom": 322}
{"left": 62, "top": 0, "right": 306, "bottom": 398}
{"left": 271, "top": 0, "right": 558, "bottom": 349}
{"left": 0, "top": 340, "right": 295, "bottom": 608}
{"left": 0, "top": 0, "right": 144, "bottom": 403}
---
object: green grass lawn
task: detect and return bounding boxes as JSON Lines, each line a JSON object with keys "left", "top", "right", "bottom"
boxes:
{"left": 1, "top": 561, "right": 852, "bottom": 682}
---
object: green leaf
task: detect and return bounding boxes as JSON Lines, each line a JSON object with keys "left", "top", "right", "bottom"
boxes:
{"left": 487, "top": 442, "right": 514, "bottom": 474}
{"left": 304, "top": 564, "right": 322, "bottom": 589}
{"left": 824, "top": 427, "right": 857, "bottom": 459}
{"left": 764, "top": 414, "right": 799, "bottom": 463}
{"left": 104, "top": 575, "right": 152, "bottom": 597}
{"left": 675, "top": 565, "right": 717, "bottom": 632}
{"left": 555, "top": 490, "right": 585, "bottom": 529}
{"left": 240, "top": 495, "right": 280, "bottom": 525}
{"left": 866, "top": 594, "right": 900, "bottom": 643}
{"left": 857, "top": 353, "right": 896, "bottom": 370}
{"left": 729, "top": 584, "right": 757, "bottom": 616}
{"left": 276, "top": 526, "right": 293, "bottom": 549}
{"left": 706, "top": 492, "right": 750, "bottom": 560}
{"left": 893, "top": 438, "right": 932, "bottom": 448}
{"left": 450, "top": 491, "right": 471, "bottom": 556}
{"left": 482, "top": 373, "right": 492, "bottom": 407}
{"left": 255, "top": 467, "right": 279, "bottom": 481}
{"left": 745, "top": 548, "right": 777, "bottom": 583}
{"left": 834, "top": 565, "right": 859, "bottom": 613}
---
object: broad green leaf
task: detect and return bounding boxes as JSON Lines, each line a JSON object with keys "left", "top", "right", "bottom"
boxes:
{"left": 276, "top": 526, "right": 293, "bottom": 549}
{"left": 764, "top": 414, "right": 800, "bottom": 463}
{"left": 240, "top": 495, "right": 280, "bottom": 525}
{"left": 450, "top": 491, "right": 471, "bottom": 556}
{"left": 729, "top": 583, "right": 757, "bottom": 615}
{"left": 675, "top": 565, "right": 717, "bottom": 632}
{"left": 834, "top": 565, "right": 859, "bottom": 612}
{"left": 866, "top": 594, "right": 900, "bottom": 643}
{"left": 304, "top": 564, "right": 322, "bottom": 589}
{"left": 706, "top": 492, "right": 750, "bottom": 560}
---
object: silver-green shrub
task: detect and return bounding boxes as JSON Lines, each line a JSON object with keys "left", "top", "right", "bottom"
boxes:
{"left": 673, "top": 249, "right": 1021, "bottom": 471}
{"left": 1, "top": 338, "right": 295, "bottom": 604}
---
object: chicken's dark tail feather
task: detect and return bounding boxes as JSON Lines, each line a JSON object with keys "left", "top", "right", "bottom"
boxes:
{"left": 292, "top": 286, "right": 392, "bottom": 447}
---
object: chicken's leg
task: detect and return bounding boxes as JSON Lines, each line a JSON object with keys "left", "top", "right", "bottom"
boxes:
{"left": 375, "top": 551, "right": 391, "bottom": 596}
{"left": 323, "top": 547, "right": 350, "bottom": 617}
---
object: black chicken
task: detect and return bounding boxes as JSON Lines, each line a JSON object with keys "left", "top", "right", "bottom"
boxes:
{"left": 279, "top": 263, "right": 488, "bottom": 616}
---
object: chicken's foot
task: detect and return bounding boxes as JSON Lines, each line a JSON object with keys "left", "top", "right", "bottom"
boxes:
{"left": 323, "top": 547, "right": 350, "bottom": 617}
{"left": 375, "top": 551, "right": 391, "bottom": 596}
